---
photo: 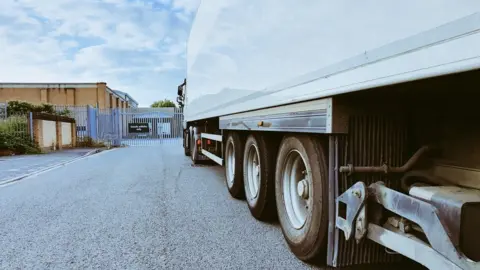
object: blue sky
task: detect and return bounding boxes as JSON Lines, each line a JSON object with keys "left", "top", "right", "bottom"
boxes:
{"left": 0, "top": 0, "right": 200, "bottom": 107}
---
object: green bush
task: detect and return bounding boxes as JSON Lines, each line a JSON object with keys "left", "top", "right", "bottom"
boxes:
{"left": 6, "top": 101, "right": 71, "bottom": 117}
{"left": 0, "top": 116, "right": 40, "bottom": 155}
{"left": 56, "top": 108, "right": 72, "bottom": 117}
{"left": 0, "top": 132, "right": 40, "bottom": 154}
{"left": 1, "top": 100, "right": 73, "bottom": 155}
{"left": 0, "top": 115, "right": 26, "bottom": 131}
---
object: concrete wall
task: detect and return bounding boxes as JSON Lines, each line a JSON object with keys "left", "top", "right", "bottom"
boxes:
{"left": 32, "top": 114, "right": 77, "bottom": 151}
{"left": 0, "top": 88, "right": 41, "bottom": 103}
{"left": 72, "top": 87, "right": 99, "bottom": 107}
{"left": 0, "top": 83, "right": 133, "bottom": 109}
{"left": 106, "top": 92, "right": 111, "bottom": 108}
{"left": 61, "top": 122, "right": 72, "bottom": 146}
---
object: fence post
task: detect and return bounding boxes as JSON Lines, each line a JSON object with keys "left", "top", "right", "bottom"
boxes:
{"left": 29, "top": 112, "right": 34, "bottom": 141}
{"left": 71, "top": 120, "right": 77, "bottom": 148}
{"left": 118, "top": 108, "right": 123, "bottom": 144}
{"left": 111, "top": 108, "right": 122, "bottom": 147}
{"left": 87, "top": 105, "right": 98, "bottom": 140}
{"left": 55, "top": 120, "right": 62, "bottom": 150}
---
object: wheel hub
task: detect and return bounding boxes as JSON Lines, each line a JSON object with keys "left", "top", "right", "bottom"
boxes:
{"left": 246, "top": 144, "right": 261, "bottom": 199}
{"left": 297, "top": 179, "right": 309, "bottom": 199}
{"left": 282, "top": 150, "right": 309, "bottom": 229}
{"left": 254, "top": 163, "right": 260, "bottom": 176}
{"left": 226, "top": 142, "right": 235, "bottom": 187}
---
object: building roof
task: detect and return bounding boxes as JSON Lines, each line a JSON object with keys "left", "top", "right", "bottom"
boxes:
{"left": 129, "top": 112, "right": 173, "bottom": 118}
{"left": 113, "top": 89, "right": 139, "bottom": 106}
{"left": 0, "top": 82, "right": 99, "bottom": 88}
{"left": 0, "top": 82, "right": 138, "bottom": 107}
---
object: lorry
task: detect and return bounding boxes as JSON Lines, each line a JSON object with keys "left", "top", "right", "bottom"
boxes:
{"left": 177, "top": 1, "right": 480, "bottom": 269}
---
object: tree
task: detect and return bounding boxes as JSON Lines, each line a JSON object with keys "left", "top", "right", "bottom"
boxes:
{"left": 151, "top": 99, "right": 176, "bottom": 108}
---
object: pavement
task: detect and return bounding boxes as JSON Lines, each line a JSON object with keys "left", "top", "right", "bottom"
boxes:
{"left": 0, "top": 148, "right": 98, "bottom": 185}
{"left": 121, "top": 138, "right": 182, "bottom": 146}
{"left": 0, "top": 145, "right": 424, "bottom": 269}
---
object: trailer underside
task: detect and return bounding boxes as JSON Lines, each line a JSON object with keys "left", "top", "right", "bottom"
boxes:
{"left": 180, "top": 69, "right": 480, "bottom": 269}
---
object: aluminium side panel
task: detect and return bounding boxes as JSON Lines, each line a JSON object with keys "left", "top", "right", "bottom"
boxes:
{"left": 185, "top": 1, "right": 480, "bottom": 123}
{"left": 219, "top": 98, "right": 333, "bottom": 133}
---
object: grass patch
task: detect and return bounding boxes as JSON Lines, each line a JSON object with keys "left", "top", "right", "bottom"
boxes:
{"left": 77, "top": 137, "right": 107, "bottom": 148}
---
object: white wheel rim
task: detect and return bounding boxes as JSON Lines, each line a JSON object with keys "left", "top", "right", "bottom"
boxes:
{"left": 226, "top": 141, "right": 235, "bottom": 187}
{"left": 282, "top": 150, "right": 310, "bottom": 229}
{"left": 246, "top": 144, "right": 261, "bottom": 199}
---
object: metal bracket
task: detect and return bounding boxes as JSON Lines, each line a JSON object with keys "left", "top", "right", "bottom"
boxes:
{"left": 355, "top": 206, "right": 368, "bottom": 242}
{"left": 335, "top": 182, "right": 368, "bottom": 241}
{"left": 367, "top": 182, "right": 480, "bottom": 270}
{"left": 336, "top": 181, "right": 480, "bottom": 269}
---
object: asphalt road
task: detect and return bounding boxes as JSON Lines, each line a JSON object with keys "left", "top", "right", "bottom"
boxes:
{"left": 0, "top": 145, "right": 423, "bottom": 269}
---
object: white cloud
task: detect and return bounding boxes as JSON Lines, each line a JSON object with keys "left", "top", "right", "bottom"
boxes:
{"left": 172, "top": 0, "right": 200, "bottom": 15}
{"left": 154, "top": 61, "right": 182, "bottom": 72}
{"left": 175, "top": 11, "right": 191, "bottom": 23}
{"left": 0, "top": 0, "right": 198, "bottom": 106}
{"left": 60, "top": 40, "right": 79, "bottom": 49}
{"left": 155, "top": 0, "right": 172, "bottom": 5}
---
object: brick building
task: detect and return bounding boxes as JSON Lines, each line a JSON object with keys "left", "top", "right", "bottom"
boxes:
{"left": 0, "top": 82, "right": 138, "bottom": 109}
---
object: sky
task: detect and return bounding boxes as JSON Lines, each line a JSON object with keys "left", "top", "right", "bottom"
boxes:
{"left": 0, "top": 0, "right": 200, "bottom": 107}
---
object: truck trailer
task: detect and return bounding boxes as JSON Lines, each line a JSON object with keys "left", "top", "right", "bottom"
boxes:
{"left": 178, "top": 1, "right": 480, "bottom": 269}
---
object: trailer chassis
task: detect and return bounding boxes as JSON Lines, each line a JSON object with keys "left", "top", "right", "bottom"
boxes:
{"left": 180, "top": 71, "right": 480, "bottom": 269}
{"left": 335, "top": 180, "right": 480, "bottom": 270}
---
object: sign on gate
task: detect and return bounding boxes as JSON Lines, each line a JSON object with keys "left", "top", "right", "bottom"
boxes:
{"left": 128, "top": 123, "right": 149, "bottom": 133}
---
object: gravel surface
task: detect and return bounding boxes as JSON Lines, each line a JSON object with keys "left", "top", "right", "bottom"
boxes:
{"left": 0, "top": 144, "right": 423, "bottom": 269}
{"left": 0, "top": 149, "right": 95, "bottom": 183}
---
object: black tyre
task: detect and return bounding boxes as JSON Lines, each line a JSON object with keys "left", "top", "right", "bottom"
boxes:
{"left": 224, "top": 132, "right": 245, "bottom": 199}
{"left": 275, "top": 135, "right": 328, "bottom": 262}
{"left": 243, "top": 134, "right": 277, "bottom": 220}
{"left": 184, "top": 130, "right": 190, "bottom": 156}
{"left": 190, "top": 127, "right": 199, "bottom": 164}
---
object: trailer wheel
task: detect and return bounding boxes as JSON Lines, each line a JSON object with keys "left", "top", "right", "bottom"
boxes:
{"left": 243, "top": 134, "right": 276, "bottom": 220}
{"left": 190, "top": 127, "right": 199, "bottom": 164}
{"left": 275, "top": 135, "right": 328, "bottom": 262}
{"left": 225, "top": 132, "right": 245, "bottom": 199}
{"left": 184, "top": 129, "right": 190, "bottom": 156}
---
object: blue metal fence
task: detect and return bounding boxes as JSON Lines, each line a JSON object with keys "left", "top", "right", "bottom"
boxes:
{"left": 55, "top": 106, "right": 183, "bottom": 147}
{"left": 55, "top": 105, "right": 89, "bottom": 143}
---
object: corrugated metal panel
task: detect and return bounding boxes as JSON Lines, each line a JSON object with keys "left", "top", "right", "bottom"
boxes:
{"left": 335, "top": 115, "right": 408, "bottom": 267}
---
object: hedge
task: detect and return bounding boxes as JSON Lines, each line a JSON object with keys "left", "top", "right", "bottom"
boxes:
{"left": 6, "top": 101, "right": 71, "bottom": 117}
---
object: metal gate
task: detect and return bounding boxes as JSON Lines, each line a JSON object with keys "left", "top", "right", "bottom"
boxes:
{"left": 52, "top": 106, "right": 183, "bottom": 147}
{"left": 119, "top": 107, "right": 183, "bottom": 146}
{"left": 98, "top": 108, "right": 120, "bottom": 146}
{"left": 55, "top": 105, "right": 92, "bottom": 143}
